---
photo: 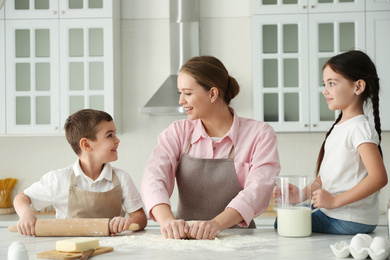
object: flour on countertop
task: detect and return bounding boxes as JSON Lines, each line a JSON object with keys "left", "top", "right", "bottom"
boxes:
{"left": 100, "top": 232, "right": 271, "bottom": 252}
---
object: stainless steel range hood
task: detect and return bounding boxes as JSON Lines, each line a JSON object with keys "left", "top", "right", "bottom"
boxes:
{"left": 139, "top": 0, "right": 199, "bottom": 115}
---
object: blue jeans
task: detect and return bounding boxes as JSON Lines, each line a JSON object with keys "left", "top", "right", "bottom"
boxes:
{"left": 274, "top": 208, "right": 377, "bottom": 235}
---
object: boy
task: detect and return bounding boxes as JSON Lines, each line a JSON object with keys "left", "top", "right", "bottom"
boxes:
{"left": 14, "top": 109, "right": 147, "bottom": 236}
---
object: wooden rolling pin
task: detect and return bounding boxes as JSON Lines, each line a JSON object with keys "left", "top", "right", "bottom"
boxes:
{"left": 8, "top": 218, "right": 140, "bottom": 236}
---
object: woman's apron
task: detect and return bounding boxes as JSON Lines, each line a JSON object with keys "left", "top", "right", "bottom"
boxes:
{"left": 68, "top": 169, "right": 123, "bottom": 218}
{"left": 176, "top": 139, "right": 256, "bottom": 228}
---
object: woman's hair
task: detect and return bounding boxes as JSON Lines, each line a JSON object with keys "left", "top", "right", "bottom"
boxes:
{"left": 179, "top": 55, "right": 240, "bottom": 105}
{"left": 315, "top": 50, "right": 382, "bottom": 176}
{"left": 64, "top": 109, "right": 113, "bottom": 155}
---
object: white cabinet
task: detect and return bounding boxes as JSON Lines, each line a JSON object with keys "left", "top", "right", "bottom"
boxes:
{"left": 3, "top": 0, "right": 120, "bottom": 135}
{"left": 365, "top": 0, "right": 390, "bottom": 11}
{"left": 252, "top": 0, "right": 364, "bottom": 14}
{"left": 253, "top": 11, "right": 365, "bottom": 132}
{"left": 5, "top": 0, "right": 113, "bottom": 19}
{"left": 0, "top": 7, "right": 4, "bottom": 135}
{"left": 366, "top": 11, "right": 390, "bottom": 130}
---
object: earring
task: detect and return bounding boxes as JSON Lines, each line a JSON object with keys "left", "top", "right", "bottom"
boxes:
{"left": 356, "top": 92, "right": 360, "bottom": 95}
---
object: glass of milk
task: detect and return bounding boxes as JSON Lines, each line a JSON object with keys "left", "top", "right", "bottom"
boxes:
{"left": 275, "top": 175, "right": 312, "bottom": 237}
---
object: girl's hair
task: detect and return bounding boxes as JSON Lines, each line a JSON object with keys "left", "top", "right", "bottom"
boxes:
{"left": 64, "top": 109, "right": 113, "bottom": 155}
{"left": 179, "top": 55, "right": 240, "bottom": 105}
{"left": 315, "top": 50, "right": 382, "bottom": 176}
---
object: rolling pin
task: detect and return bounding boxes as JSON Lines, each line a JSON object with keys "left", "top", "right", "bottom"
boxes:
{"left": 8, "top": 218, "right": 140, "bottom": 236}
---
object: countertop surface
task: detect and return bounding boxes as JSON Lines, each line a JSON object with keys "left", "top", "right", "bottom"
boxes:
{"left": 1, "top": 218, "right": 389, "bottom": 260}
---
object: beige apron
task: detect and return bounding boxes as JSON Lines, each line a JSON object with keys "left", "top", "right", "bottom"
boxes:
{"left": 176, "top": 139, "right": 256, "bottom": 228}
{"left": 68, "top": 169, "right": 123, "bottom": 218}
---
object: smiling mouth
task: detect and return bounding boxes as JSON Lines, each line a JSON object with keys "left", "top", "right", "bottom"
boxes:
{"left": 185, "top": 107, "right": 193, "bottom": 111}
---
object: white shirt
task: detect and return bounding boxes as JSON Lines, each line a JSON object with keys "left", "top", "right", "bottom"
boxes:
{"left": 24, "top": 159, "right": 144, "bottom": 219}
{"left": 319, "top": 115, "right": 380, "bottom": 225}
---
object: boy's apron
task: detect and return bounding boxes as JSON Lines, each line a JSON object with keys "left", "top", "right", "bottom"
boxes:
{"left": 176, "top": 139, "right": 256, "bottom": 228}
{"left": 68, "top": 169, "right": 123, "bottom": 218}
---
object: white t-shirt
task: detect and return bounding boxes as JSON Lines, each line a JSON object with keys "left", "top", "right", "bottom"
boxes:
{"left": 24, "top": 159, "right": 144, "bottom": 219}
{"left": 319, "top": 115, "right": 380, "bottom": 225}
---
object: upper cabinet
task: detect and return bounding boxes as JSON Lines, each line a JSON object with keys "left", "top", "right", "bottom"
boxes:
{"left": 5, "top": 0, "right": 113, "bottom": 19}
{"left": 0, "top": 6, "right": 4, "bottom": 135}
{"left": 2, "top": 0, "right": 121, "bottom": 135}
{"left": 252, "top": 0, "right": 390, "bottom": 132}
{"left": 253, "top": 0, "right": 364, "bottom": 14}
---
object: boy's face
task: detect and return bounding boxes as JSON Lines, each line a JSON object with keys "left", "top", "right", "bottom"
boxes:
{"left": 89, "top": 120, "right": 120, "bottom": 164}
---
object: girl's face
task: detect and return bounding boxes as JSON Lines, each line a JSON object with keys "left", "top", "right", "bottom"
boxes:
{"left": 177, "top": 72, "right": 213, "bottom": 120}
{"left": 89, "top": 120, "right": 120, "bottom": 164}
{"left": 322, "top": 65, "right": 358, "bottom": 112}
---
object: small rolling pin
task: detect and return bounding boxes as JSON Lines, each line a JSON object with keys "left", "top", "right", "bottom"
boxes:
{"left": 8, "top": 218, "right": 140, "bottom": 236}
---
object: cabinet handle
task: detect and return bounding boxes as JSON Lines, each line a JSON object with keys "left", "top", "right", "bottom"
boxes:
{"left": 311, "top": 5, "right": 315, "bottom": 8}
{"left": 302, "top": 5, "right": 307, "bottom": 9}
{"left": 60, "top": 11, "right": 65, "bottom": 14}
{"left": 52, "top": 11, "right": 57, "bottom": 14}
{"left": 304, "top": 124, "right": 309, "bottom": 127}
{"left": 312, "top": 124, "right": 317, "bottom": 127}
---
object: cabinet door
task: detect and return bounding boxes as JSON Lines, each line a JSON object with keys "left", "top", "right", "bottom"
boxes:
{"left": 5, "top": 0, "right": 59, "bottom": 19}
{"left": 59, "top": 19, "right": 114, "bottom": 133}
{"left": 253, "top": 14, "right": 310, "bottom": 132}
{"left": 308, "top": 12, "right": 365, "bottom": 132}
{"left": 366, "top": 11, "right": 390, "bottom": 130}
{"left": 6, "top": 20, "right": 60, "bottom": 134}
{"left": 252, "top": 0, "right": 364, "bottom": 14}
{"left": 0, "top": 19, "right": 4, "bottom": 134}
{"left": 365, "top": 0, "right": 390, "bottom": 11}
{"left": 58, "top": 0, "right": 113, "bottom": 18}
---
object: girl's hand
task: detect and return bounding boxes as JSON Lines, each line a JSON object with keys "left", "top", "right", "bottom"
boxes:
{"left": 312, "top": 188, "right": 336, "bottom": 209}
{"left": 274, "top": 183, "right": 302, "bottom": 205}
{"left": 17, "top": 213, "right": 37, "bottom": 236}
{"left": 109, "top": 216, "right": 132, "bottom": 236}
{"left": 160, "top": 219, "right": 188, "bottom": 239}
{"left": 188, "top": 220, "right": 220, "bottom": 240}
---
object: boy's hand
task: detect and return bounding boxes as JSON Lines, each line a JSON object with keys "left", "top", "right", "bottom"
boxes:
{"left": 17, "top": 213, "right": 37, "bottom": 236}
{"left": 187, "top": 220, "right": 220, "bottom": 240}
{"left": 109, "top": 216, "right": 132, "bottom": 236}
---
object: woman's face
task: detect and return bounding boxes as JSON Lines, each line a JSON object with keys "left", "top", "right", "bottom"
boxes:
{"left": 177, "top": 72, "right": 213, "bottom": 120}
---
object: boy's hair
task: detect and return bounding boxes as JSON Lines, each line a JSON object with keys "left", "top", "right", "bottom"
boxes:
{"left": 315, "top": 50, "right": 382, "bottom": 176}
{"left": 64, "top": 109, "right": 113, "bottom": 155}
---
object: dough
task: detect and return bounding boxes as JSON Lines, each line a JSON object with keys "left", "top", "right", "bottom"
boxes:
{"left": 56, "top": 237, "right": 99, "bottom": 252}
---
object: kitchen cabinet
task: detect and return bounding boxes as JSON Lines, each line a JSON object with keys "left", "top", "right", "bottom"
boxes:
{"left": 366, "top": 11, "right": 390, "bottom": 131}
{"left": 366, "top": 0, "right": 390, "bottom": 11}
{"left": 0, "top": 7, "right": 4, "bottom": 135}
{"left": 5, "top": 0, "right": 113, "bottom": 19}
{"left": 3, "top": 0, "right": 120, "bottom": 135}
{"left": 253, "top": 10, "right": 365, "bottom": 132}
{"left": 252, "top": 0, "right": 364, "bottom": 15}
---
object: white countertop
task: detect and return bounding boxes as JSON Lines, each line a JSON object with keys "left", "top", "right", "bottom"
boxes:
{"left": 1, "top": 213, "right": 389, "bottom": 260}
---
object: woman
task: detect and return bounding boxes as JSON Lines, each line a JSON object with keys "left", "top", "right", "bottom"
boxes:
{"left": 141, "top": 56, "right": 280, "bottom": 240}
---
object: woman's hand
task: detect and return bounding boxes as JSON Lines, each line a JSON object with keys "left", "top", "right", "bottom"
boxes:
{"left": 109, "top": 216, "right": 132, "bottom": 236}
{"left": 312, "top": 188, "right": 336, "bottom": 209}
{"left": 187, "top": 220, "right": 220, "bottom": 240}
{"left": 160, "top": 219, "right": 189, "bottom": 239}
{"left": 17, "top": 212, "right": 37, "bottom": 236}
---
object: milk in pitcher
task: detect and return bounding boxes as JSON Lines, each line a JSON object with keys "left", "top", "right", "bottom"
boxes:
{"left": 277, "top": 207, "right": 312, "bottom": 237}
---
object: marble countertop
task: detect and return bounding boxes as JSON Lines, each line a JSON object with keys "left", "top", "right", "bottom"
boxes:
{"left": 1, "top": 223, "right": 389, "bottom": 259}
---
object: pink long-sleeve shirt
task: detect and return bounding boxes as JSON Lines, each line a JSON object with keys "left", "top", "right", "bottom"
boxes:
{"left": 141, "top": 109, "right": 280, "bottom": 227}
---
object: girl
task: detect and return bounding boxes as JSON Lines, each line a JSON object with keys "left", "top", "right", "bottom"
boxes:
{"left": 310, "top": 50, "right": 388, "bottom": 234}
{"left": 141, "top": 56, "right": 280, "bottom": 240}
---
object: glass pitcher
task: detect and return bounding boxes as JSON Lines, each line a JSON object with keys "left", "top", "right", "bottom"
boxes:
{"left": 274, "top": 175, "right": 312, "bottom": 237}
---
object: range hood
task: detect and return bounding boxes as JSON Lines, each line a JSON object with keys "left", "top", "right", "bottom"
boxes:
{"left": 139, "top": 0, "right": 199, "bottom": 115}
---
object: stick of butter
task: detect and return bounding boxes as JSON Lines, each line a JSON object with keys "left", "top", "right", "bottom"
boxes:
{"left": 56, "top": 237, "right": 99, "bottom": 252}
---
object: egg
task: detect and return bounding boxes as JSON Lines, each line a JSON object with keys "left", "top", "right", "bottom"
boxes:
{"left": 350, "top": 234, "right": 372, "bottom": 251}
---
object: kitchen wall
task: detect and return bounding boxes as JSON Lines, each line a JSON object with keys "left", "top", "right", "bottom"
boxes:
{"left": 1, "top": 0, "right": 389, "bottom": 213}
